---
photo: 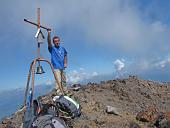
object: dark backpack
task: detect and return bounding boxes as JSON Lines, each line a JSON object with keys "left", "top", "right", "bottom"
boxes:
{"left": 24, "top": 99, "right": 67, "bottom": 128}
{"left": 53, "top": 95, "right": 81, "bottom": 118}
{"left": 31, "top": 114, "right": 67, "bottom": 128}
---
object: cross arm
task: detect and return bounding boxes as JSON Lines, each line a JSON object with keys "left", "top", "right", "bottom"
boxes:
{"left": 24, "top": 19, "right": 51, "bottom": 31}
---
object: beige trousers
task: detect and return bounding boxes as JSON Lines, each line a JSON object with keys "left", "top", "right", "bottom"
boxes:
{"left": 54, "top": 69, "right": 67, "bottom": 91}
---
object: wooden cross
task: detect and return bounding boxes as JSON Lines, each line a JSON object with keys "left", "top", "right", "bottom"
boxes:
{"left": 24, "top": 8, "right": 51, "bottom": 58}
{"left": 24, "top": 8, "right": 51, "bottom": 31}
{"left": 37, "top": 8, "right": 40, "bottom": 29}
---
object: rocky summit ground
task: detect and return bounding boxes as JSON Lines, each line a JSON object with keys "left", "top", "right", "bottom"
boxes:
{"left": 0, "top": 76, "right": 170, "bottom": 128}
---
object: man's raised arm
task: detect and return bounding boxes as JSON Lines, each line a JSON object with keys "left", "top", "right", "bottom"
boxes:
{"left": 47, "top": 30, "right": 52, "bottom": 52}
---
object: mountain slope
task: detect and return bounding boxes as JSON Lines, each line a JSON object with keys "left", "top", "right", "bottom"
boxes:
{"left": 0, "top": 76, "right": 170, "bottom": 128}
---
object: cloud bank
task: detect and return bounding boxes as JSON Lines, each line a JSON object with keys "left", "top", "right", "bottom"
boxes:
{"left": 2, "top": 0, "right": 170, "bottom": 54}
{"left": 1, "top": 0, "right": 170, "bottom": 88}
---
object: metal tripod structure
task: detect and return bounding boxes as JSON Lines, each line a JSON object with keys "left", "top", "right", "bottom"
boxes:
{"left": 23, "top": 8, "right": 64, "bottom": 107}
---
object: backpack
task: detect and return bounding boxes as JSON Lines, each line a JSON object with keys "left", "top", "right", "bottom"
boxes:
{"left": 31, "top": 115, "right": 67, "bottom": 128}
{"left": 32, "top": 100, "right": 59, "bottom": 117}
{"left": 24, "top": 99, "right": 67, "bottom": 128}
{"left": 53, "top": 95, "right": 81, "bottom": 118}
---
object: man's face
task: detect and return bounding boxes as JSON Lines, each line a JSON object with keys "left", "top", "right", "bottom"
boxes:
{"left": 53, "top": 38, "right": 60, "bottom": 47}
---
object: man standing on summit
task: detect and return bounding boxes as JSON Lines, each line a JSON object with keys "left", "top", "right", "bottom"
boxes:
{"left": 47, "top": 30, "right": 68, "bottom": 93}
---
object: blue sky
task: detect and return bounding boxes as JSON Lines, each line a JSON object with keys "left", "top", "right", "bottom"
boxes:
{"left": 1, "top": 0, "right": 170, "bottom": 90}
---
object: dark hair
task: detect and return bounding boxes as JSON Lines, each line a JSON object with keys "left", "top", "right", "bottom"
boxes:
{"left": 53, "top": 36, "right": 60, "bottom": 42}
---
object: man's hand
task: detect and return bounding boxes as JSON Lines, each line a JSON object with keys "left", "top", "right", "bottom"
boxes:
{"left": 64, "top": 63, "right": 67, "bottom": 68}
{"left": 47, "top": 29, "right": 51, "bottom": 33}
{"left": 64, "top": 55, "right": 67, "bottom": 69}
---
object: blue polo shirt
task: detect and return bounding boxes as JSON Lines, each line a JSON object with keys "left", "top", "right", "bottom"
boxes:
{"left": 49, "top": 46, "right": 67, "bottom": 69}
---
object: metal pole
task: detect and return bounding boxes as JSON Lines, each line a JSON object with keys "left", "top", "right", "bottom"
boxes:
{"left": 23, "top": 58, "right": 65, "bottom": 107}
{"left": 23, "top": 61, "right": 34, "bottom": 106}
{"left": 30, "top": 59, "right": 37, "bottom": 107}
{"left": 37, "top": 8, "right": 40, "bottom": 29}
{"left": 37, "top": 8, "right": 40, "bottom": 58}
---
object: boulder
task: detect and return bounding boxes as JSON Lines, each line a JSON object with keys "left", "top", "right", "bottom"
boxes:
{"left": 106, "top": 106, "right": 120, "bottom": 115}
{"left": 129, "top": 122, "right": 141, "bottom": 128}
{"left": 165, "top": 112, "right": 170, "bottom": 121}
{"left": 2, "top": 118, "right": 11, "bottom": 124}
{"left": 136, "top": 106, "right": 160, "bottom": 123}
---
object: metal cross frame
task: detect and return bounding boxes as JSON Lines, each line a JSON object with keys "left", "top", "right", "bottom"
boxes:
{"left": 23, "top": 8, "right": 64, "bottom": 107}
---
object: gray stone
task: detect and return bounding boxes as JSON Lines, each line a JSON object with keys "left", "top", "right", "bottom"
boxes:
{"left": 106, "top": 106, "right": 120, "bottom": 115}
{"left": 129, "top": 122, "right": 141, "bottom": 128}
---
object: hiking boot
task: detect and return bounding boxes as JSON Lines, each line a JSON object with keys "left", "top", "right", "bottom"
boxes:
{"left": 65, "top": 90, "right": 74, "bottom": 97}
{"left": 56, "top": 89, "right": 63, "bottom": 96}
{"left": 51, "top": 88, "right": 62, "bottom": 96}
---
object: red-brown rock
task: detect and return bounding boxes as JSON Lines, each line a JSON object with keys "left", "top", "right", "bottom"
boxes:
{"left": 165, "top": 112, "right": 170, "bottom": 121}
{"left": 136, "top": 106, "right": 160, "bottom": 123}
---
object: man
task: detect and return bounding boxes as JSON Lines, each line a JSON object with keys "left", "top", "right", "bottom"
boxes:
{"left": 47, "top": 30, "right": 68, "bottom": 93}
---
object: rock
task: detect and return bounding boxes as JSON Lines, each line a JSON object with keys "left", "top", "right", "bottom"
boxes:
{"left": 106, "top": 106, "right": 120, "bottom": 115}
{"left": 136, "top": 106, "right": 160, "bottom": 123}
{"left": 165, "top": 112, "right": 170, "bottom": 121}
{"left": 100, "top": 81, "right": 106, "bottom": 84}
{"left": 2, "top": 118, "right": 11, "bottom": 124}
{"left": 72, "top": 84, "right": 81, "bottom": 87}
{"left": 81, "top": 125, "right": 90, "bottom": 128}
{"left": 89, "top": 115, "right": 97, "bottom": 121}
{"left": 71, "top": 84, "right": 82, "bottom": 91}
{"left": 157, "top": 119, "right": 170, "bottom": 128}
{"left": 1, "top": 118, "right": 15, "bottom": 128}
{"left": 154, "top": 113, "right": 170, "bottom": 128}
{"left": 5, "top": 123, "right": 15, "bottom": 128}
{"left": 94, "top": 118, "right": 105, "bottom": 125}
{"left": 159, "top": 121, "right": 170, "bottom": 128}
{"left": 72, "top": 87, "right": 81, "bottom": 91}
{"left": 129, "top": 122, "right": 141, "bottom": 128}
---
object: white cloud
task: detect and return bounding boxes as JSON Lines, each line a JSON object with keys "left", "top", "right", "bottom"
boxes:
{"left": 120, "top": 56, "right": 170, "bottom": 77}
{"left": 79, "top": 67, "right": 85, "bottom": 71}
{"left": 151, "top": 21, "right": 166, "bottom": 33}
{"left": 113, "top": 59, "right": 126, "bottom": 78}
{"left": 114, "top": 59, "right": 125, "bottom": 71}
{"left": 46, "top": 79, "right": 52, "bottom": 86}
{"left": 67, "top": 70, "right": 81, "bottom": 83}
{"left": 67, "top": 68, "right": 98, "bottom": 84}
{"left": 154, "top": 58, "right": 170, "bottom": 68}
{"left": 92, "top": 72, "right": 98, "bottom": 77}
